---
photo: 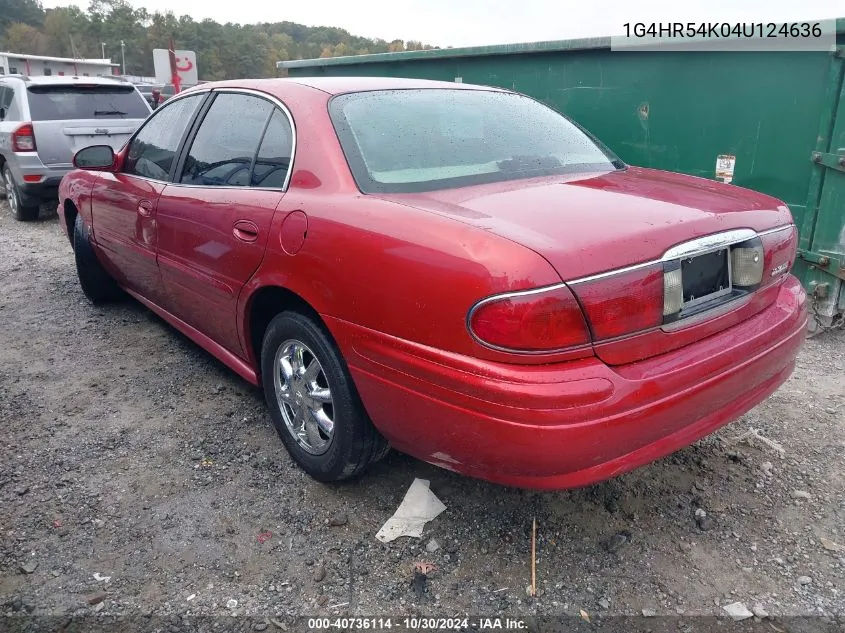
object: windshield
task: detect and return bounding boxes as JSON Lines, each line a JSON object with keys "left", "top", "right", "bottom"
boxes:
{"left": 27, "top": 85, "right": 150, "bottom": 121}
{"left": 329, "top": 88, "right": 623, "bottom": 194}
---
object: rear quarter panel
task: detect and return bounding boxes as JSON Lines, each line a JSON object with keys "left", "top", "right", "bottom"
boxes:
{"left": 242, "top": 192, "right": 563, "bottom": 364}
{"left": 58, "top": 169, "right": 98, "bottom": 237}
{"left": 236, "top": 81, "right": 571, "bottom": 366}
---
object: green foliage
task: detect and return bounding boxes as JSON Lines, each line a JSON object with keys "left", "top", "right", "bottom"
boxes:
{"left": 0, "top": 1, "right": 435, "bottom": 79}
{"left": 0, "top": 0, "right": 45, "bottom": 32}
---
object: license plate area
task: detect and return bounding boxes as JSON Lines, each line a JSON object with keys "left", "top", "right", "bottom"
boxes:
{"left": 680, "top": 247, "right": 732, "bottom": 309}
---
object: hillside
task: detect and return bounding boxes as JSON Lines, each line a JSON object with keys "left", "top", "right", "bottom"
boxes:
{"left": 0, "top": 0, "right": 436, "bottom": 79}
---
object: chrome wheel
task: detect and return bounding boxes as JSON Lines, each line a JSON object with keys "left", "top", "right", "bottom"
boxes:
{"left": 3, "top": 169, "right": 18, "bottom": 216}
{"left": 273, "top": 339, "right": 335, "bottom": 455}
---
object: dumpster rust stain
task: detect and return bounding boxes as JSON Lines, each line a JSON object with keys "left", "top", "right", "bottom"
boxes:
{"left": 637, "top": 102, "right": 651, "bottom": 159}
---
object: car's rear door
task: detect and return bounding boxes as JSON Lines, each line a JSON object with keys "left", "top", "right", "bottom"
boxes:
{"left": 155, "top": 90, "right": 294, "bottom": 356}
{"left": 90, "top": 93, "right": 206, "bottom": 304}
{"left": 26, "top": 82, "right": 152, "bottom": 167}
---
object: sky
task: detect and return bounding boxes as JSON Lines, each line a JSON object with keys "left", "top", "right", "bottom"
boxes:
{"left": 41, "top": 0, "right": 844, "bottom": 49}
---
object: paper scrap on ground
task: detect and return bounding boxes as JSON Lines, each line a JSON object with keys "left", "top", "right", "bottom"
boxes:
{"left": 376, "top": 478, "right": 446, "bottom": 543}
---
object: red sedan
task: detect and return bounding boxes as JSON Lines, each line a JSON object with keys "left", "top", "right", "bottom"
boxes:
{"left": 58, "top": 77, "right": 807, "bottom": 489}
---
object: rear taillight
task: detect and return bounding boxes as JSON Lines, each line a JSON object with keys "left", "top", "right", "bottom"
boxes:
{"left": 761, "top": 226, "right": 797, "bottom": 284}
{"left": 570, "top": 264, "right": 664, "bottom": 340}
{"left": 12, "top": 124, "right": 36, "bottom": 152}
{"left": 468, "top": 285, "right": 590, "bottom": 352}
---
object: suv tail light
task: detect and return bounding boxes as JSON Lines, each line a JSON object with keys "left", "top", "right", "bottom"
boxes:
{"left": 468, "top": 285, "right": 591, "bottom": 352}
{"left": 570, "top": 264, "right": 664, "bottom": 340}
{"left": 12, "top": 124, "right": 36, "bottom": 152}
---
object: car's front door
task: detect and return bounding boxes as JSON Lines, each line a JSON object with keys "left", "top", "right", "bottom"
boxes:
{"left": 155, "top": 90, "right": 294, "bottom": 356}
{"left": 91, "top": 93, "right": 205, "bottom": 304}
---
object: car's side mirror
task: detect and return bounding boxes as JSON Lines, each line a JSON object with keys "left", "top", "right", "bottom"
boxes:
{"left": 73, "top": 145, "right": 116, "bottom": 171}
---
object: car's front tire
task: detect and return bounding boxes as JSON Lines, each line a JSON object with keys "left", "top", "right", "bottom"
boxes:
{"left": 3, "top": 165, "right": 39, "bottom": 221}
{"left": 73, "top": 214, "right": 120, "bottom": 304}
{"left": 261, "top": 311, "right": 389, "bottom": 482}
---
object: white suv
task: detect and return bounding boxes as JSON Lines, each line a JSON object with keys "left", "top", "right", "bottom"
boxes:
{"left": 0, "top": 75, "right": 151, "bottom": 220}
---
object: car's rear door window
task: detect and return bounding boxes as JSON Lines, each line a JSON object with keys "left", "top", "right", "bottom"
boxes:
{"left": 250, "top": 109, "right": 294, "bottom": 188}
{"left": 26, "top": 84, "right": 150, "bottom": 120}
{"left": 179, "top": 93, "right": 274, "bottom": 187}
{"left": 124, "top": 94, "right": 203, "bottom": 181}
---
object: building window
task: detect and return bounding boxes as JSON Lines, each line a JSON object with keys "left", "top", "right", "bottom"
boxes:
{"left": 9, "top": 67, "right": 18, "bottom": 74}
{"left": 43, "top": 67, "right": 52, "bottom": 76}
{"left": 58, "top": 71, "right": 65, "bottom": 76}
{"left": 83, "top": 72, "right": 89, "bottom": 77}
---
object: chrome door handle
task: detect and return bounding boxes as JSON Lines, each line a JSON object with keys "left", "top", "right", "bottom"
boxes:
{"left": 233, "top": 219, "right": 259, "bottom": 243}
{"left": 137, "top": 200, "right": 153, "bottom": 217}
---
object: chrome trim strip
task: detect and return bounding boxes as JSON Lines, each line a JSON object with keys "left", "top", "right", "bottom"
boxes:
{"left": 757, "top": 224, "right": 795, "bottom": 237}
{"left": 567, "top": 260, "right": 657, "bottom": 285}
{"left": 660, "top": 294, "right": 752, "bottom": 331}
{"left": 661, "top": 228, "right": 756, "bottom": 261}
{"left": 567, "top": 224, "right": 794, "bottom": 285}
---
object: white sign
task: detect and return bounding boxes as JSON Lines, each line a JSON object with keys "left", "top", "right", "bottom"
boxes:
{"left": 152, "top": 49, "right": 198, "bottom": 86}
{"left": 715, "top": 154, "right": 736, "bottom": 184}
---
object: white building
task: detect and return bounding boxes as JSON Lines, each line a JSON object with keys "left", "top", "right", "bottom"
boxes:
{"left": 0, "top": 52, "right": 119, "bottom": 78}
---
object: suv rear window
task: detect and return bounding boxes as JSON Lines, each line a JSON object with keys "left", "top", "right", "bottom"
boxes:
{"left": 26, "top": 85, "right": 149, "bottom": 121}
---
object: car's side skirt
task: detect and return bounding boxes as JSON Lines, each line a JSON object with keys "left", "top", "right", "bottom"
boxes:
{"left": 121, "top": 286, "right": 260, "bottom": 386}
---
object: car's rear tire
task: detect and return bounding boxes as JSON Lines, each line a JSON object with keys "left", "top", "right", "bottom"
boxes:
{"left": 261, "top": 311, "right": 389, "bottom": 482}
{"left": 3, "top": 165, "right": 39, "bottom": 221}
{"left": 73, "top": 214, "right": 120, "bottom": 304}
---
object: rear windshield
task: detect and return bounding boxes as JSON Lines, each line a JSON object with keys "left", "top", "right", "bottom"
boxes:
{"left": 329, "top": 89, "right": 623, "bottom": 194}
{"left": 27, "top": 85, "right": 150, "bottom": 121}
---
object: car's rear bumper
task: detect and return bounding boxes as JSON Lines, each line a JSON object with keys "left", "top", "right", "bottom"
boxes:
{"left": 19, "top": 176, "right": 63, "bottom": 201}
{"left": 7, "top": 152, "right": 69, "bottom": 202}
{"left": 327, "top": 275, "right": 807, "bottom": 489}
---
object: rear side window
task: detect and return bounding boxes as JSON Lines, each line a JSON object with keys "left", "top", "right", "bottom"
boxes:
{"left": 179, "top": 93, "right": 274, "bottom": 187}
{"left": 124, "top": 94, "right": 203, "bottom": 181}
{"left": 1, "top": 86, "right": 21, "bottom": 121}
{"left": 251, "top": 109, "right": 293, "bottom": 187}
{"left": 0, "top": 86, "right": 8, "bottom": 120}
{"left": 26, "top": 85, "right": 150, "bottom": 121}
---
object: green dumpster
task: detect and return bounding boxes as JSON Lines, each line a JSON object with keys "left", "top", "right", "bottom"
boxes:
{"left": 278, "top": 22, "right": 845, "bottom": 330}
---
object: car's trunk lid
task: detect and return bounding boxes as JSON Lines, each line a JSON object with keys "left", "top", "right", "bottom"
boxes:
{"left": 33, "top": 119, "right": 142, "bottom": 166}
{"left": 27, "top": 83, "right": 150, "bottom": 166}
{"left": 379, "top": 166, "right": 795, "bottom": 363}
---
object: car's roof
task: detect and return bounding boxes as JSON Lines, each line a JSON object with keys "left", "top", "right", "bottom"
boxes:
{"left": 2, "top": 75, "right": 134, "bottom": 87}
{"left": 287, "top": 76, "right": 505, "bottom": 94}
{"left": 182, "top": 76, "right": 507, "bottom": 97}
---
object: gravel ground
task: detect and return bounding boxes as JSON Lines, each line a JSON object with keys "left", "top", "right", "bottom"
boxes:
{"left": 0, "top": 201, "right": 843, "bottom": 630}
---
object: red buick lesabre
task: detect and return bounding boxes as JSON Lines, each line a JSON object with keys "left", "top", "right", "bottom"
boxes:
{"left": 57, "top": 77, "right": 807, "bottom": 489}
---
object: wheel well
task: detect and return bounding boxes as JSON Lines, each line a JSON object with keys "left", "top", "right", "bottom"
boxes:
{"left": 63, "top": 200, "right": 78, "bottom": 246}
{"left": 248, "top": 286, "right": 323, "bottom": 368}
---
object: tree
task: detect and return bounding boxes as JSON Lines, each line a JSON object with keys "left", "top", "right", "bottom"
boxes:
{"left": 0, "top": 2, "right": 433, "bottom": 80}
{"left": 0, "top": 0, "right": 44, "bottom": 32}
{"left": 43, "top": 7, "right": 88, "bottom": 57}
{"left": 3, "top": 22, "right": 47, "bottom": 54}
